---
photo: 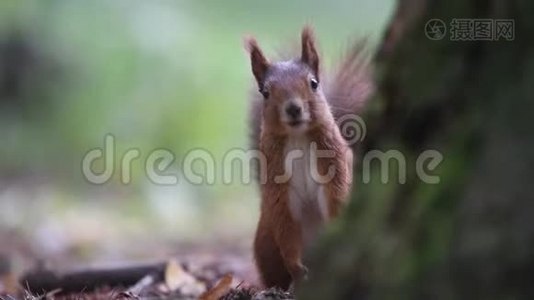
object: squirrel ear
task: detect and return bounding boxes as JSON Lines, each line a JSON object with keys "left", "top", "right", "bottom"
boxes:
{"left": 301, "top": 26, "right": 320, "bottom": 79}
{"left": 245, "top": 37, "right": 269, "bottom": 88}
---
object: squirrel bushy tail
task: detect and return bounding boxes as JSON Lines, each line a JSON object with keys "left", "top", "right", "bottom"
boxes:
{"left": 325, "top": 40, "right": 374, "bottom": 128}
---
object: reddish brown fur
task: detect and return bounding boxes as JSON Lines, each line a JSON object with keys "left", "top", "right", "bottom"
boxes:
{"left": 246, "top": 26, "right": 371, "bottom": 290}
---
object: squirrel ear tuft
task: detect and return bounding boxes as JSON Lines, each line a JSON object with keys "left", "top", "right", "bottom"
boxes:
{"left": 245, "top": 36, "right": 269, "bottom": 88}
{"left": 301, "top": 26, "right": 320, "bottom": 79}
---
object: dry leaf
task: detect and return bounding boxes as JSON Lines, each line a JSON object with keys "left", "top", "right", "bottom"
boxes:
{"left": 199, "top": 274, "right": 233, "bottom": 300}
{"left": 164, "top": 259, "right": 206, "bottom": 296}
{"left": 164, "top": 259, "right": 187, "bottom": 291}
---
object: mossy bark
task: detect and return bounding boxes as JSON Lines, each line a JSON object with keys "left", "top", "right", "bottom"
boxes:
{"left": 301, "top": 0, "right": 534, "bottom": 299}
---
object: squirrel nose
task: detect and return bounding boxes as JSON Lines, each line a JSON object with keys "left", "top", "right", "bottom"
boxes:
{"left": 285, "top": 104, "right": 302, "bottom": 119}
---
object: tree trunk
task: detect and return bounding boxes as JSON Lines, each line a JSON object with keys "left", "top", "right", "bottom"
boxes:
{"left": 301, "top": 0, "right": 534, "bottom": 299}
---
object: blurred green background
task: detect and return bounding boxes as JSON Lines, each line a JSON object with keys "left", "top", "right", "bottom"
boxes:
{"left": 0, "top": 0, "right": 393, "bottom": 270}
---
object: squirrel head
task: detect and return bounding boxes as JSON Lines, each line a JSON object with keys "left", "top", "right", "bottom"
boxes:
{"left": 246, "top": 26, "right": 328, "bottom": 136}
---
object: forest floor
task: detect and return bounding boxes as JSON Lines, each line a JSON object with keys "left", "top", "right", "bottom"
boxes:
{"left": 2, "top": 255, "right": 294, "bottom": 300}
{"left": 0, "top": 181, "right": 281, "bottom": 299}
{"left": 0, "top": 235, "right": 292, "bottom": 300}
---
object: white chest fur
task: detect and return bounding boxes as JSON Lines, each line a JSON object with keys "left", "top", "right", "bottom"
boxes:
{"left": 284, "top": 136, "right": 329, "bottom": 248}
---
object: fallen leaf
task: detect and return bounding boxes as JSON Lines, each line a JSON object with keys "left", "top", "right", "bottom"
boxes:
{"left": 164, "top": 259, "right": 206, "bottom": 296}
{"left": 199, "top": 274, "right": 233, "bottom": 300}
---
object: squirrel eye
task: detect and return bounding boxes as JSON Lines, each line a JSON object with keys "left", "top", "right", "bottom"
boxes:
{"left": 310, "top": 78, "right": 319, "bottom": 90}
{"left": 259, "top": 88, "right": 270, "bottom": 99}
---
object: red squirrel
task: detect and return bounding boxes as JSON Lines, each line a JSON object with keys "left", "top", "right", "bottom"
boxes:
{"left": 246, "top": 26, "right": 373, "bottom": 290}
